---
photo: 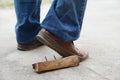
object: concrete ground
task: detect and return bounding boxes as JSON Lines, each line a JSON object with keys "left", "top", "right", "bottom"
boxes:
{"left": 0, "top": 0, "right": 120, "bottom": 80}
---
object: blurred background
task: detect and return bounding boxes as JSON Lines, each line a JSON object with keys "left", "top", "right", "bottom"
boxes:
{"left": 0, "top": 0, "right": 13, "bottom": 9}
{"left": 0, "top": 0, "right": 52, "bottom": 9}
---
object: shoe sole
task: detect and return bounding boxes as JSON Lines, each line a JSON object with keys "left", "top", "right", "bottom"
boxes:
{"left": 36, "top": 31, "right": 75, "bottom": 57}
{"left": 17, "top": 41, "right": 43, "bottom": 51}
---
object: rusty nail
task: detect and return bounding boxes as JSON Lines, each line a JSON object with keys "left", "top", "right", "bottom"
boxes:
{"left": 53, "top": 55, "right": 57, "bottom": 60}
{"left": 45, "top": 56, "right": 48, "bottom": 61}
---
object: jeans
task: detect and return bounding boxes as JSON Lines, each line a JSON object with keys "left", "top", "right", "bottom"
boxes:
{"left": 14, "top": 0, "right": 87, "bottom": 44}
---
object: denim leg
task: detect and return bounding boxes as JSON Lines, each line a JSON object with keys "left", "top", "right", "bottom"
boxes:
{"left": 41, "top": 0, "right": 87, "bottom": 42}
{"left": 14, "top": 0, "right": 41, "bottom": 44}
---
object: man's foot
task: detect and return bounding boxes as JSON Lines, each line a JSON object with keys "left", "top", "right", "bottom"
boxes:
{"left": 17, "top": 40, "right": 43, "bottom": 51}
{"left": 36, "top": 29, "right": 88, "bottom": 61}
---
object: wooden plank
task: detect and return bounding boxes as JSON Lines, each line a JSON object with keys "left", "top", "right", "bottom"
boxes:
{"left": 32, "top": 55, "right": 80, "bottom": 73}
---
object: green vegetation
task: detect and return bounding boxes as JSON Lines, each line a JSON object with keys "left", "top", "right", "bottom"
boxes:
{"left": 42, "top": 0, "right": 52, "bottom": 4}
{"left": 0, "top": 0, "right": 52, "bottom": 9}
{"left": 0, "top": 0, "right": 14, "bottom": 9}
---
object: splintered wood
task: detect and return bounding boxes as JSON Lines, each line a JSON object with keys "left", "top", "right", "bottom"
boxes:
{"left": 32, "top": 55, "right": 80, "bottom": 73}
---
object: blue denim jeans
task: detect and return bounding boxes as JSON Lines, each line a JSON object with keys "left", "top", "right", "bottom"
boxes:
{"left": 14, "top": 0, "right": 87, "bottom": 44}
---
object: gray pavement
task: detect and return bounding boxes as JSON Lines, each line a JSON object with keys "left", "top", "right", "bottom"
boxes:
{"left": 0, "top": 0, "right": 120, "bottom": 80}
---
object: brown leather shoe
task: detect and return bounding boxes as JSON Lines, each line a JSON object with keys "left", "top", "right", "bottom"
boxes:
{"left": 37, "top": 29, "right": 88, "bottom": 61}
{"left": 17, "top": 40, "right": 43, "bottom": 51}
